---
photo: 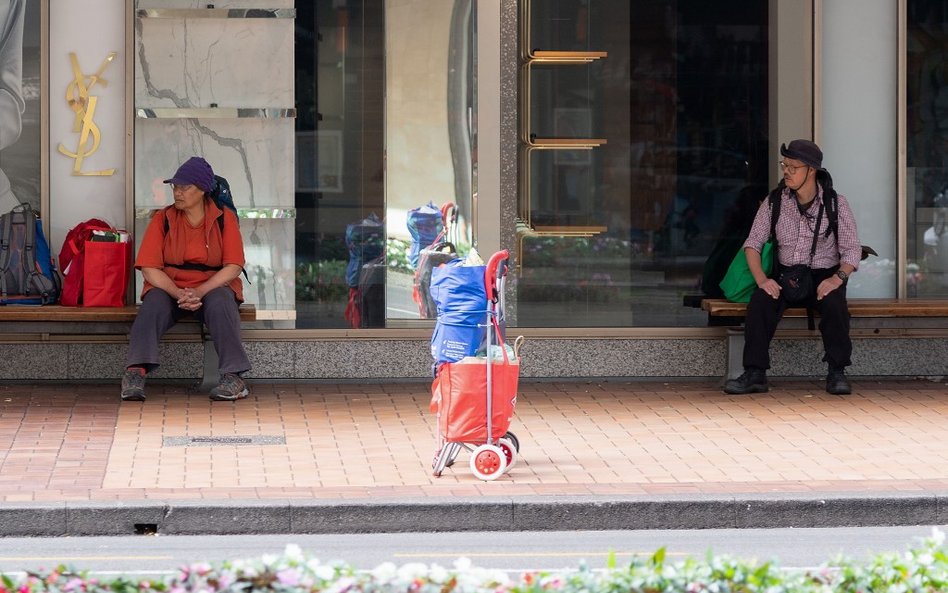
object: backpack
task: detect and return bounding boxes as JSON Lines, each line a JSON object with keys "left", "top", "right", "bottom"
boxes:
{"left": 344, "top": 213, "right": 385, "bottom": 288}
{"left": 406, "top": 202, "right": 444, "bottom": 269}
{"left": 0, "top": 205, "right": 62, "bottom": 305}
{"left": 59, "top": 218, "right": 115, "bottom": 306}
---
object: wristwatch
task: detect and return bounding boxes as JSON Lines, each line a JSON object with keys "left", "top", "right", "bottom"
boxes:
{"left": 836, "top": 269, "right": 849, "bottom": 281}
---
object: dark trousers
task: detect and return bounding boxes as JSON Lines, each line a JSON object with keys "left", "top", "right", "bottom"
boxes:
{"left": 126, "top": 287, "right": 251, "bottom": 375}
{"left": 742, "top": 266, "right": 852, "bottom": 371}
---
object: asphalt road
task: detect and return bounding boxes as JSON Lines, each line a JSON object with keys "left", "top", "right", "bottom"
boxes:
{"left": 0, "top": 526, "right": 941, "bottom": 576}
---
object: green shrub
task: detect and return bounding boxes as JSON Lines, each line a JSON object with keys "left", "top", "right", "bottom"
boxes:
{"left": 4, "top": 529, "right": 946, "bottom": 593}
{"left": 295, "top": 260, "right": 348, "bottom": 301}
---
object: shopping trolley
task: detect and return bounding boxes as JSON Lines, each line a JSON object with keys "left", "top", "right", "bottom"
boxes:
{"left": 429, "top": 249, "right": 521, "bottom": 480}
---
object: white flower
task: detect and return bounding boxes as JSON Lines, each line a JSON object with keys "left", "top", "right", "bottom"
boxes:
{"left": 932, "top": 527, "right": 945, "bottom": 545}
{"left": 371, "top": 562, "right": 398, "bottom": 581}
{"left": 314, "top": 565, "right": 337, "bottom": 581}
{"left": 453, "top": 557, "right": 472, "bottom": 571}
{"left": 284, "top": 544, "right": 304, "bottom": 561}
{"left": 261, "top": 554, "right": 278, "bottom": 567}
{"left": 396, "top": 562, "right": 429, "bottom": 581}
{"left": 427, "top": 564, "right": 448, "bottom": 583}
{"left": 305, "top": 558, "right": 322, "bottom": 572}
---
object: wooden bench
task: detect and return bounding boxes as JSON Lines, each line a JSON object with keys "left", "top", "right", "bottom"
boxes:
{"left": 0, "top": 304, "right": 256, "bottom": 390}
{"left": 700, "top": 298, "right": 948, "bottom": 379}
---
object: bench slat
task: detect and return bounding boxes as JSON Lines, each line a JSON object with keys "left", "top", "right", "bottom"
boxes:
{"left": 702, "top": 298, "right": 948, "bottom": 317}
{"left": 0, "top": 304, "right": 256, "bottom": 323}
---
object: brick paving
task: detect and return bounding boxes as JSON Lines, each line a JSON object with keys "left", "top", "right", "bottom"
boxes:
{"left": 0, "top": 379, "right": 946, "bottom": 503}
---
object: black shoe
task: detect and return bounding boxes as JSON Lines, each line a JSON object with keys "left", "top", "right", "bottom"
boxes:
{"left": 826, "top": 367, "right": 851, "bottom": 395}
{"left": 724, "top": 369, "right": 768, "bottom": 394}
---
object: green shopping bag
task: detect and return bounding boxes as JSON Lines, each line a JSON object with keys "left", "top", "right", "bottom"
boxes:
{"left": 719, "top": 241, "right": 774, "bottom": 303}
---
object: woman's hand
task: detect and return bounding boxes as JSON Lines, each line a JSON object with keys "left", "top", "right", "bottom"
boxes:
{"left": 177, "top": 287, "right": 203, "bottom": 311}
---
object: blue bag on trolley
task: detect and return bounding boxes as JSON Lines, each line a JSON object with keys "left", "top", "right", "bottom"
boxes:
{"left": 429, "top": 259, "right": 487, "bottom": 365}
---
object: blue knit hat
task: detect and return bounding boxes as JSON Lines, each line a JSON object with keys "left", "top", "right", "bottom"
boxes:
{"left": 163, "top": 156, "right": 215, "bottom": 193}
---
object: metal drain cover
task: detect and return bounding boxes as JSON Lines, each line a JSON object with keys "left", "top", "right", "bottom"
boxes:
{"left": 163, "top": 435, "right": 286, "bottom": 447}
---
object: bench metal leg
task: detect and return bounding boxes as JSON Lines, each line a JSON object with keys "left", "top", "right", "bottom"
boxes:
{"left": 199, "top": 338, "right": 219, "bottom": 392}
{"left": 725, "top": 328, "right": 744, "bottom": 382}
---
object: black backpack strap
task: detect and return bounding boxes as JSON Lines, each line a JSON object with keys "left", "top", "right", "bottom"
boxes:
{"left": 0, "top": 211, "right": 12, "bottom": 297}
{"left": 0, "top": 211, "right": 13, "bottom": 273}
{"left": 767, "top": 186, "right": 782, "bottom": 278}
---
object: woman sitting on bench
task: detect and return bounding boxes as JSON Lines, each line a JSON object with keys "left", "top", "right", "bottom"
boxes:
{"left": 121, "top": 156, "right": 251, "bottom": 402}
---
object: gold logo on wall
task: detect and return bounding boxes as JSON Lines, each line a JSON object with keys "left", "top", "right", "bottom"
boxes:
{"left": 57, "top": 52, "right": 117, "bottom": 176}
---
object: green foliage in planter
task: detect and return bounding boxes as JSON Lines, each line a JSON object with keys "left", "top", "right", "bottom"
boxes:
{"left": 522, "top": 235, "right": 634, "bottom": 268}
{"left": 295, "top": 259, "right": 348, "bottom": 301}
{"left": 4, "top": 530, "right": 947, "bottom": 593}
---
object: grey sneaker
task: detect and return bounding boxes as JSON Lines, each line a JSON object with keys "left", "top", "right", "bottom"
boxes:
{"left": 209, "top": 373, "right": 249, "bottom": 401}
{"left": 121, "top": 367, "right": 146, "bottom": 401}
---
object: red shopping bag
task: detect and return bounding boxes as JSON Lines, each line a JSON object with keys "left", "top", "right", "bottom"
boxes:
{"left": 59, "top": 219, "right": 112, "bottom": 306}
{"left": 82, "top": 239, "right": 131, "bottom": 307}
{"left": 431, "top": 356, "right": 519, "bottom": 442}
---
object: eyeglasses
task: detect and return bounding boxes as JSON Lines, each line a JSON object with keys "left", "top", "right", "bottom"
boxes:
{"left": 171, "top": 184, "right": 194, "bottom": 193}
{"left": 779, "top": 161, "right": 808, "bottom": 175}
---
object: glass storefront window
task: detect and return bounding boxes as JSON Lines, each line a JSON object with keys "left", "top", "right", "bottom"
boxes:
{"left": 294, "top": 1, "right": 385, "bottom": 328}
{"left": 516, "top": 1, "right": 769, "bottom": 327}
{"left": 907, "top": 0, "right": 948, "bottom": 297}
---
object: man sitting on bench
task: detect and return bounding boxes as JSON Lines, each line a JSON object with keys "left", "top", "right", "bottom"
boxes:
{"left": 724, "top": 139, "right": 862, "bottom": 396}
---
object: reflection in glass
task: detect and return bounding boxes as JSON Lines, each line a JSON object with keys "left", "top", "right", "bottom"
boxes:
{"left": 294, "top": 1, "right": 385, "bottom": 328}
{"left": 384, "top": 0, "right": 474, "bottom": 322}
{"left": 907, "top": 1, "right": 948, "bottom": 297}
{"left": 516, "top": 0, "right": 768, "bottom": 327}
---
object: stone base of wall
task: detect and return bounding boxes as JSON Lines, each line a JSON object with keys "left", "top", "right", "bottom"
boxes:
{"left": 1, "top": 335, "right": 944, "bottom": 380}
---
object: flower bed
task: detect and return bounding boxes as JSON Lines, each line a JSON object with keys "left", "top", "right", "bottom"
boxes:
{"left": 3, "top": 530, "right": 946, "bottom": 593}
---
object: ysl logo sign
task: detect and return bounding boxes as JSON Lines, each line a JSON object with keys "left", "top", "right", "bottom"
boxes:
{"left": 57, "top": 52, "right": 117, "bottom": 176}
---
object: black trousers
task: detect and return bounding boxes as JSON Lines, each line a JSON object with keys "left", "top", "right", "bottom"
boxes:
{"left": 742, "top": 266, "right": 852, "bottom": 371}
{"left": 126, "top": 286, "right": 252, "bottom": 375}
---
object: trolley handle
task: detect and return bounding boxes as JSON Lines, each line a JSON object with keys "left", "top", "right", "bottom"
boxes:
{"left": 484, "top": 249, "right": 509, "bottom": 303}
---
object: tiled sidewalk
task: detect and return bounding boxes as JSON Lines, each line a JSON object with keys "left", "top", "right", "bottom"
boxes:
{"left": 0, "top": 379, "right": 947, "bottom": 503}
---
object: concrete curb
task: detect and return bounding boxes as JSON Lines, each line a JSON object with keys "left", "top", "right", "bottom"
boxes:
{"left": 2, "top": 493, "right": 947, "bottom": 536}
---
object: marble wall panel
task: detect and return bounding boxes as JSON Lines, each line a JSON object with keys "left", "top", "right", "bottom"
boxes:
{"left": 135, "top": 18, "right": 293, "bottom": 108}
{"left": 135, "top": 119, "right": 295, "bottom": 209}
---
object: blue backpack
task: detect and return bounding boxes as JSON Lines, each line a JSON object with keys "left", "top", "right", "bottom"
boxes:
{"left": 344, "top": 213, "right": 385, "bottom": 288}
{"left": 0, "top": 205, "right": 62, "bottom": 305}
{"left": 406, "top": 202, "right": 444, "bottom": 269}
{"left": 210, "top": 175, "right": 238, "bottom": 224}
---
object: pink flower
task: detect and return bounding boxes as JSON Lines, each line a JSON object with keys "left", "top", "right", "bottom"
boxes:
{"left": 276, "top": 569, "right": 301, "bottom": 586}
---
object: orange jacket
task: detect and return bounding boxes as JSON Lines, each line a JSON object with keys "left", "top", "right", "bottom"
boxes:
{"left": 135, "top": 198, "right": 245, "bottom": 302}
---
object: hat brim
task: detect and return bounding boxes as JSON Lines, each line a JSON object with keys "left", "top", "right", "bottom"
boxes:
{"left": 780, "top": 143, "right": 824, "bottom": 170}
{"left": 163, "top": 177, "right": 206, "bottom": 190}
